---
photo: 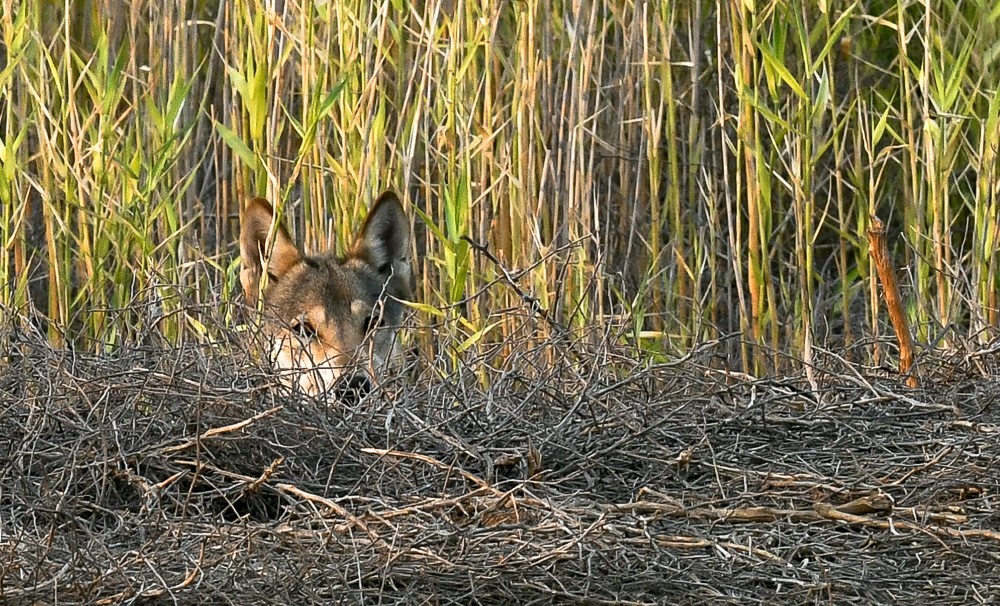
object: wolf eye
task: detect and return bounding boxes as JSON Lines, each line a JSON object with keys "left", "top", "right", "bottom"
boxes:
{"left": 290, "top": 317, "right": 317, "bottom": 340}
{"left": 362, "top": 313, "right": 384, "bottom": 334}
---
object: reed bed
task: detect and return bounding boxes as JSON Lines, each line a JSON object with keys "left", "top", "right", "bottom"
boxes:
{"left": 1, "top": 1, "right": 998, "bottom": 370}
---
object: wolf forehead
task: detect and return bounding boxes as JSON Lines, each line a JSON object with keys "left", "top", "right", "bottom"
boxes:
{"left": 264, "top": 253, "right": 409, "bottom": 317}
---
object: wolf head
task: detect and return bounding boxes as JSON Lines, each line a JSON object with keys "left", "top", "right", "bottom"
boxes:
{"left": 239, "top": 191, "right": 414, "bottom": 401}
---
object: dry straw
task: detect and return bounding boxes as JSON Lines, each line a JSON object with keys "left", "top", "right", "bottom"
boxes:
{"left": 2, "top": 307, "right": 1000, "bottom": 603}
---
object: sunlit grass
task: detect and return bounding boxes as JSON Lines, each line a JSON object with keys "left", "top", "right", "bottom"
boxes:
{"left": 1, "top": 0, "right": 999, "bottom": 374}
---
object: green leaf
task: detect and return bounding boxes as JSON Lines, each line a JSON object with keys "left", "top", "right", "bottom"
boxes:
{"left": 214, "top": 121, "right": 259, "bottom": 169}
{"left": 454, "top": 322, "right": 500, "bottom": 354}
{"left": 401, "top": 300, "right": 446, "bottom": 317}
{"left": 872, "top": 104, "right": 891, "bottom": 147}
{"left": 249, "top": 64, "right": 269, "bottom": 135}
{"left": 227, "top": 66, "right": 250, "bottom": 99}
{"left": 811, "top": 2, "right": 856, "bottom": 73}
{"left": 758, "top": 44, "right": 807, "bottom": 100}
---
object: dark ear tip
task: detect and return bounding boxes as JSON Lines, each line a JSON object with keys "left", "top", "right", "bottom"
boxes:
{"left": 374, "top": 190, "right": 403, "bottom": 210}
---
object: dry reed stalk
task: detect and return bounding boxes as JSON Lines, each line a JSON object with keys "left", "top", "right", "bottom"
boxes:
{"left": 867, "top": 216, "right": 918, "bottom": 388}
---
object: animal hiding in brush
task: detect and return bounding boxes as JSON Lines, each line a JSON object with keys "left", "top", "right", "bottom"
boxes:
{"left": 239, "top": 192, "right": 414, "bottom": 401}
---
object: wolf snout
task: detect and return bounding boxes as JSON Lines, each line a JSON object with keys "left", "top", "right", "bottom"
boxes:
{"left": 333, "top": 374, "right": 371, "bottom": 405}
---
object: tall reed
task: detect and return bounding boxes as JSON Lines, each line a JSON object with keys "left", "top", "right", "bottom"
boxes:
{"left": 1, "top": 0, "right": 999, "bottom": 373}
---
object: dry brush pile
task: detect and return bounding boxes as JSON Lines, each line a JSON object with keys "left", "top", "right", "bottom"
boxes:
{"left": 2, "top": 316, "right": 1000, "bottom": 605}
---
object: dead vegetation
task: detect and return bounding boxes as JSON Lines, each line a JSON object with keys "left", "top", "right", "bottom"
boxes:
{"left": 2, "top": 314, "right": 1000, "bottom": 605}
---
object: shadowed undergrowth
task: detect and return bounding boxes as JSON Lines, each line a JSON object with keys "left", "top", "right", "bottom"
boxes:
{"left": 2, "top": 309, "right": 1000, "bottom": 605}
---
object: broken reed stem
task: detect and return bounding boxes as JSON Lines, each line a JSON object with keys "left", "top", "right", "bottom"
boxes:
{"left": 867, "top": 216, "right": 919, "bottom": 388}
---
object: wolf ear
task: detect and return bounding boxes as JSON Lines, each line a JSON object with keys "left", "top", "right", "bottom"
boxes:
{"left": 240, "top": 198, "right": 301, "bottom": 305}
{"left": 354, "top": 191, "right": 414, "bottom": 298}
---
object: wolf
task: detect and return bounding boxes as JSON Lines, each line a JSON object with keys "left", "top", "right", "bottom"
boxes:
{"left": 239, "top": 191, "right": 414, "bottom": 401}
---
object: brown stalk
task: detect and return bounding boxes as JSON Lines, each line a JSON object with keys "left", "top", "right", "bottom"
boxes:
{"left": 867, "top": 216, "right": 919, "bottom": 388}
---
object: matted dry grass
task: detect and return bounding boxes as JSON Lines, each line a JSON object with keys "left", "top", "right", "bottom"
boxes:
{"left": 2, "top": 314, "right": 1000, "bottom": 605}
